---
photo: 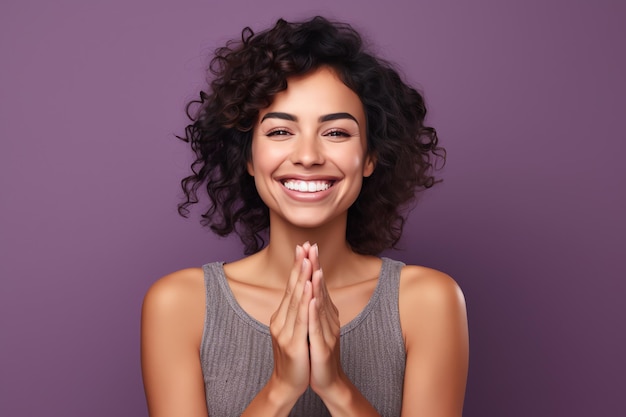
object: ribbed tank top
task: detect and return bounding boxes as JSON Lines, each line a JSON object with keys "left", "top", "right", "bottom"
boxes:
{"left": 200, "top": 257, "right": 406, "bottom": 417}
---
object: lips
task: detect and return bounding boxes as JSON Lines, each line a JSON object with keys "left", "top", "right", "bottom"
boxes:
{"left": 281, "top": 179, "right": 335, "bottom": 193}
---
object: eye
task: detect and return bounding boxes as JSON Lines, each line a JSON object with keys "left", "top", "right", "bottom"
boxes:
{"left": 324, "top": 129, "right": 351, "bottom": 138}
{"left": 266, "top": 128, "right": 292, "bottom": 137}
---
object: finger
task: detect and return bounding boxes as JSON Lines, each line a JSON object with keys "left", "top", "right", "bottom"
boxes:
{"left": 290, "top": 245, "right": 305, "bottom": 287}
{"left": 293, "top": 280, "right": 312, "bottom": 341}
{"left": 308, "top": 297, "right": 324, "bottom": 347}
{"left": 309, "top": 272, "right": 328, "bottom": 343}
{"left": 308, "top": 295, "right": 337, "bottom": 354}
{"left": 312, "top": 268, "right": 323, "bottom": 301}
{"left": 319, "top": 271, "right": 339, "bottom": 324}
{"left": 309, "top": 243, "right": 321, "bottom": 272}
{"left": 325, "top": 285, "right": 340, "bottom": 329}
{"left": 312, "top": 269, "right": 335, "bottom": 321}
{"left": 282, "top": 257, "right": 312, "bottom": 334}
{"left": 313, "top": 271, "right": 340, "bottom": 339}
{"left": 272, "top": 245, "right": 305, "bottom": 326}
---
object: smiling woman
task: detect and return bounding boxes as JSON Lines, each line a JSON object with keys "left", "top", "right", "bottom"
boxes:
{"left": 141, "top": 16, "right": 468, "bottom": 417}
{"left": 249, "top": 67, "right": 374, "bottom": 230}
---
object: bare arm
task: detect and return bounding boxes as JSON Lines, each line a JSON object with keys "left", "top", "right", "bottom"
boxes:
{"left": 141, "top": 269, "right": 209, "bottom": 417}
{"left": 399, "top": 266, "right": 469, "bottom": 417}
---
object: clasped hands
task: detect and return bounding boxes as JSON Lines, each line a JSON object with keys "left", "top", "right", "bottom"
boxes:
{"left": 269, "top": 242, "right": 343, "bottom": 399}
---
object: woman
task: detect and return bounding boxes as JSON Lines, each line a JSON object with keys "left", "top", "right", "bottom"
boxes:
{"left": 141, "top": 16, "right": 468, "bottom": 417}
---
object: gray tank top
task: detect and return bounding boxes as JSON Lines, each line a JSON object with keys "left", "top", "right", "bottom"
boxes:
{"left": 200, "top": 257, "right": 406, "bottom": 417}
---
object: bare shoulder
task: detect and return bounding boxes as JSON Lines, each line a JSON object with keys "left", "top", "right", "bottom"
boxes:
{"left": 143, "top": 268, "right": 205, "bottom": 308}
{"left": 398, "top": 265, "right": 468, "bottom": 347}
{"left": 399, "top": 265, "right": 465, "bottom": 314}
{"left": 398, "top": 265, "right": 469, "bottom": 415}
{"left": 142, "top": 268, "right": 206, "bottom": 341}
{"left": 141, "top": 268, "right": 209, "bottom": 416}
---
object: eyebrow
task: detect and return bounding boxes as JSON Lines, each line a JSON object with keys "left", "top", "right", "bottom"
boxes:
{"left": 320, "top": 112, "right": 359, "bottom": 124}
{"left": 260, "top": 112, "right": 359, "bottom": 125}
{"left": 261, "top": 112, "right": 297, "bottom": 122}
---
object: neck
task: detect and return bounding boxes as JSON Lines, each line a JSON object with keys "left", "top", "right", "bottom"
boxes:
{"left": 256, "top": 212, "right": 362, "bottom": 286}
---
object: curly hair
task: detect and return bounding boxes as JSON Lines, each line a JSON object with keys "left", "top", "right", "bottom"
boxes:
{"left": 178, "top": 16, "right": 445, "bottom": 255}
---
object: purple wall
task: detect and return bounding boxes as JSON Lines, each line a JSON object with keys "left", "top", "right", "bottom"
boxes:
{"left": 1, "top": 1, "right": 624, "bottom": 416}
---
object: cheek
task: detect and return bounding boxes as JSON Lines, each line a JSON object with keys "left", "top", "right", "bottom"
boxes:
{"left": 337, "top": 145, "right": 369, "bottom": 172}
{"left": 350, "top": 155, "right": 363, "bottom": 170}
{"left": 249, "top": 141, "right": 288, "bottom": 177}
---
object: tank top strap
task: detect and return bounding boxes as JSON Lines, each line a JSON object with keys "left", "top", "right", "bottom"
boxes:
{"left": 379, "top": 256, "right": 405, "bottom": 295}
{"left": 374, "top": 256, "right": 405, "bottom": 344}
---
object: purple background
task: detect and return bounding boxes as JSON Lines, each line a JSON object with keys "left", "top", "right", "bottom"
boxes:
{"left": 1, "top": 0, "right": 624, "bottom": 416}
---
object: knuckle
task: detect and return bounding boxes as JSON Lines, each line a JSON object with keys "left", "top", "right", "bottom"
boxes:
{"left": 295, "top": 314, "right": 307, "bottom": 326}
{"left": 269, "top": 321, "right": 282, "bottom": 335}
{"left": 284, "top": 287, "right": 293, "bottom": 298}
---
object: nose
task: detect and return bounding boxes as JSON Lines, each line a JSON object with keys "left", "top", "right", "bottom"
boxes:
{"left": 290, "top": 133, "right": 324, "bottom": 167}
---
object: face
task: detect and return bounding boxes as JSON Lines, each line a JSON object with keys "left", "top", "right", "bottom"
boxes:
{"left": 247, "top": 66, "right": 375, "bottom": 230}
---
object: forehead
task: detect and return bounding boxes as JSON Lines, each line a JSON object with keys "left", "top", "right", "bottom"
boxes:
{"left": 259, "top": 67, "right": 365, "bottom": 122}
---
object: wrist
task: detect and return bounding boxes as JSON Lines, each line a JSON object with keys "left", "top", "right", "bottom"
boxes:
{"left": 315, "top": 373, "right": 381, "bottom": 417}
{"left": 313, "top": 371, "right": 351, "bottom": 407}
{"left": 241, "top": 376, "right": 302, "bottom": 417}
{"left": 266, "top": 374, "right": 305, "bottom": 409}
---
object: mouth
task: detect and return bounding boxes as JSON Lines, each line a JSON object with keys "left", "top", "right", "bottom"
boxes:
{"left": 281, "top": 179, "right": 335, "bottom": 193}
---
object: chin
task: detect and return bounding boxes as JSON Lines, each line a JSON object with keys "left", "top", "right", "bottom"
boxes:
{"left": 284, "top": 211, "right": 346, "bottom": 230}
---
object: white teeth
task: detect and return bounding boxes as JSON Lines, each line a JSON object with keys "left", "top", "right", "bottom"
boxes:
{"left": 282, "top": 180, "right": 331, "bottom": 192}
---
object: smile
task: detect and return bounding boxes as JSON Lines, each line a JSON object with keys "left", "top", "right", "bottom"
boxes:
{"left": 281, "top": 180, "right": 334, "bottom": 193}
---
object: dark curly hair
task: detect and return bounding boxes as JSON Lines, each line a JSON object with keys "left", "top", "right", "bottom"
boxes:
{"left": 178, "top": 16, "right": 445, "bottom": 255}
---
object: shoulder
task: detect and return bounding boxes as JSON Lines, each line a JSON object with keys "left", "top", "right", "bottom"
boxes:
{"left": 397, "top": 265, "right": 468, "bottom": 346}
{"left": 399, "top": 265, "right": 465, "bottom": 309}
{"left": 142, "top": 268, "right": 206, "bottom": 339}
{"left": 397, "top": 265, "right": 469, "bottom": 415}
{"left": 143, "top": 268, "right": 205, "bottom": 310}
{"left": 141, "top": 268, "right": 210, "bottom": 416}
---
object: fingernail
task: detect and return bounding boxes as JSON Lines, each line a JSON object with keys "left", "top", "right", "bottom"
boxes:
{"left": 295, "top": 245, "right": 301, "bottom": 257}
{"left": 313, "top": 243, "right": 318, "bottom": 257}
{"left": 302, "top": 258, "right": 309, "bottom": 270}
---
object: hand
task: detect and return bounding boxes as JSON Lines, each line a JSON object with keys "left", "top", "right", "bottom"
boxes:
{"left": 306, "top": 244, "right": 343, "bottom": 395}
{"left": 267, "top": 244, "right": 313, "bottom": 398}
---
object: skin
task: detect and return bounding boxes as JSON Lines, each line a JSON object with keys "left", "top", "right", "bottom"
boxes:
{"left": 141, "top": 67, "right": 469, "bottom": 416}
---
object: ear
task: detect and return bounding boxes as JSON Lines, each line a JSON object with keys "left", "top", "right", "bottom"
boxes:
{"left": 363, "top": 152, "right": 376, "bottom": 177}
{"left": 247, "top": 160, "right": 254, "bottom": 176}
